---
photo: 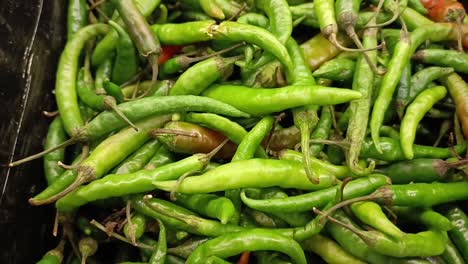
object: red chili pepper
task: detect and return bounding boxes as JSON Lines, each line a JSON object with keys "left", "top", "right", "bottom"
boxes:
{"left": 158, "top": 45, "right": 184, "bottom": 65}
{"left": 237, "top": 252, "right": 250, "bottom": 264}
{"left": 421, "top": 0, "right": 466, "bottom": 22}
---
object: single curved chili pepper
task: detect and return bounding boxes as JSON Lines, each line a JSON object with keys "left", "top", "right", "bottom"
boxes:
{"left": 102, "top": 79, "right": 125, "bottom": 104}
{"left": 300, "top": 33, "right": 349, "bottom": 71}
{"left": 232, "top": 116, "right": 273, "bottom": 161}
{"left": 375, "top": 158, "right": 458, "bottom": 183}
{"left": 112, "top": 0, "right": 161, "bottom": 83}
{"left": 240, "top": 174, "right": 388, "bottom": 214}
{"left": 442, "top": 73, "right": 468, "bottom": 138}
{"left": 79, "top": 237, "right": 98, "bottom": 263}
{"left": 328, "top": 212, "right": 448, "bottom": 258}
{"left": 113, "top": 139, "right": 161, "bottom": 174}
{"left": 413, "top": 49, "right": 468, "bottom": 74}
{"left": 30, "top": 115, "right": 171, "bottom": 205}
{"left": 149, "top": 219, "right": 167, "bottom": 264}
{"left": 167, "top": 238, "right": 210, "bottom": 259}
{"left": 397, "top": 66, "right": 455, "bottom": 114}
{"left": 153, "top": 159, "right": 336, "bottom": 193}
{"left": 203, "top": 84, "right": 362, "bottom": 116}
{"left": 154, "top": 121, "right": 237, "bottom": 160}
{"left": 256, "top": 0, "right": 292, "bottom": 44}
{"left": 173, "top": 193, "right": 236, "bottom": 224}
{"left": 144, "top": 145, "right": 175, "bottom": 170}
{"left": 346, "top": 21, "right": 378, "bottom": 175}
{"left": 326, "top": 210, "right": 436, "bottom": 264}
{"left": 442, "top": 206, "right": 468, "bottom": 262}
{"left": 108, "top": 20, "right": 138, "bottom": 85}
{"left": 308, "top": 106, "right": 332, "bottom": 157}
{"left": 200, "top": 0, "right": 225, "bottom": 19}
{"left": 149, "top": 21, "right": 216, "bottom": 45}
{"left": 36, "top": 240, "right": 65, "bottom": 264}
{"left": 95, "top": 57, "right": 113, "bottom": 93}
{"left": 56, "top": 24, "right": 110, "bottom": 137}
{"left": 378, "top": 125, "right": 400, "bottom": 139}
{"left": 92, "top": 0, "right": 161, "bottom": 66}
{"left": 396, "top": 62, "right": 412, "bottom": 118}
{"left": 123, "top": 213, "right": 147, "bottom": 243}
{"left": 312, "top": 58, "right": 355, "bottom": 82}
{"left": 400, "top": 86, "right": 447, "bottom": 159}
{"left": 185, "top": 113, "right": 267, "bottom": 158}
{"left": 441, "top": 238, "right": 465, "bottom": 264}
{"left": 400, "top": 7, "right": 434, "bottom": 30}
{"left": 43, "top": 117, "right": 67, "bottom": 185}
{"left": 374, "top": 182, "right": 468, "bottom": 208}
{"left": 351, "top": 201, "right": 405, "bottom": 238}
{"left": 67, "top": 0, "right": 88, "bottom": 39}
{"left": 300, "top": 234, "right": 366, "bottom": 264}
{"left": 408, "top": 0, "right": 429, "bottom": 14}
{"left": 55, "top": 149, "right": 215, "bottom": 212}
{"left": 392, "top": 206, "right": 453, "bottom": 231}
{"left": 186, "top": 229, "right": 307, "bottom": 264}
{"left": 359, "top": 137, "right": 467, "bottom": 162}
{"left": 278, "top": 149, "right": 350, "bottom": 179}
{"left": 169, "top": 56, "right": 239, "bottom": 96}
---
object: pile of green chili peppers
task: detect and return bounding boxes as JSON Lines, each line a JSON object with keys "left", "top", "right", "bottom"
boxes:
{"left": 13, "top": 0, "right": 468, "bottom": 263}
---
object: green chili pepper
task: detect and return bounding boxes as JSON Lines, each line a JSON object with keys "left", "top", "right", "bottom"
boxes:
{"left": 200, "top": 0, "right": 225, "bottom": 19}
{"left": 413, "top": 49, "right": 468, "bottom": 74}
{"left": 55, "top": 150, "right": 213, "bottom": 212}
{"left": 256, "top": 0, "right": 292, "bottom": 44}
{"left": 442, "top": 73, "right": 468, "bottom": 138}
{"left": 169, "top": 56, "right": 239, "bottom": 96}
{"left": 173, "top": 193, "right": 236, "bottom": 224}
{"left": 300, "top": 234, "right": 366, "bottom": 264}
{"left": 232, "top": 116, "right": 273, "bottom": 161}
{"left": 95, "top": 57, "right": 113, "bottom": 93}
{"left": 144, "top": 146, "right": 175, "bottom": 170}
{"left": 300, "top": 32, "right": 348, "bottom": 71}
{"left": 103, "top": 79, "right": 125, "bottom": 104}
{"left": 56, "top": 24, "right": 110, "bottom": 137}
{"left": 203, "top": 84, "right": 361, "bottom": 116}
{"left": 108, "top": 20, "right": 138, "bottom": 85}
{"left": 43, "top": 117, "right": 67, "bottom": 185}
{"left": 112, "top": 0, "right": 161, "bottom": 83}
{"left": 67, "top": 0, "right": 88, "bottom": 39}
{"left": 290, "top": 3, "right": 319, "bottom": 27}
{"left": 244, "top": 207, "right": 289, "bottom": 228}
{"left": 346, "top": 21, "right": 378, "bottom": 175}
{"left": 400, "top": 86, "right": 447, "bottom": 159}
{"left": 392, "top": 207, "right": 453, "bottom": 231}
{"left": 240, "top": 174, "right": 388, "bottom": 214}
{"left": 400, "top": 7, "right": 433, "bottom": 31}
{"left": 396, "top": 62, "right": 412, "bottom": 118}
{"left": 351, "top": 201, "right": 405, "bottom": 238}
{"left": 113, "top": 139, "right": 161, "bottom": 174}
{"left": 186, "top": 230, "right": 307, "bottom": 264}
{"left": 407, "top": 0, "right": 428, "bottom": 14}
{"left": 167, "top": 238, "right": 209, "bottom": 259}
{"left": 123, "top": 213, "right": 147, "bottom": 242}
{"left": 442, "top": 206, "right": 468, "bottom": 262}
{"left": 150, "top": 21, "right": 216, "bottom": 45}
{"left": 374, "top": 182, "right": 468, "bottom": 208}
{"left": 36, "top": 240, "right": 65, "bottom": 264}
{"left": 359, "top": 137, "right": 466, "bottom": 162}
{"left": 312, "top": 58, "right": 355, "bottom": 81}
{"left": 149, "top": 219, "right": 167, "bottom": 264}
{"left": 309, "top": 106, "right": 332, "bottom": 157}
{"left": 153, "top": 159, "right": 336, "bottom": 193}
{"left": 78, "top": 237, "right": 98, "bottom": 263}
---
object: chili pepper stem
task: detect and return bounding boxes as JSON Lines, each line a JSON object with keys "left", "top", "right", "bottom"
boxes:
{"left": 8, "top": 138, "right": 78, "bottom": 167}
{"left": 300, "top": 124, "right": 319, "bottom": 184}
{"left": 315, "top": 208, "right": 370, "bottom": 240}
{"left": 90, "top": 219, "right": 154, "bottom": 249}
{"left": 149, "top": 128, "right": 198, "bottom": 137}
{"left": 57, "top": 144, "right": 89, "bottom": 170}
{"left": 43, "top": 110, "right": 59, "bottom": 117}
{"left": 103, "top": 96, "right": 139, "bottom": 131}
{"left": 125, "top": 200, "right": 137, "bottom": 246}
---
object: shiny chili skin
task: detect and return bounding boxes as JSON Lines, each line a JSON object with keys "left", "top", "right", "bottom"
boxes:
{"left": 441, "top": 238, "right": 465, "bottom": 264}
{"left": 312, "top": 58, "right": 355, "bottom": 81}
{"left": 155, "top": 121, "right": 237, "bottom": 160}
{"left": 300, "top": 234, "right": 366, "bottom": 264}
{"left": 144, "top": 145, "right": 175, "bottom": 170}
{"left": 174, "top": 193, "right": 236, "bottom": 224}
{"left": 400, "top": 86, "right": 447, "bottom": 159}
{"left": 186, "top": 230, "right": 307, "bottom": 264}
{"left": 442, "top": 206, "right": 468, "bottom": 262}
{"left": 441, "top": 73, "right": 468, "bottom": 138}
{"left": 256, "top": 0, "right": 292, "bottom": 44}
{"left": 375, "top": 159, "right": 454, "bottom": 184}
{"left": 153, "top": 159, "right": 336, "bottom": 193}
{"left": 351, "top": 201, "right": 405, "bottom": 238}
{"left": 56, "top": 24, "right": 110, "bottom": 137}
{"left": 392, "top": 207, "right": 453, "bottom": 231}
{"left": 113, "top": 139, "right": 161, "bottom": 174}
{"left": 67, "top": 0, "right": 88, "bottom": 39}
{"left": 232, "top": 116, "right": 274, "bottom": 162}
{"left": 108, "top": 20, "right": 138, "bottom": 85}
{"left": 300, "top": 33, "right": 349, "bottom": 71}
{"left": 43, "top": 117, "right": 67, "bottom": 185}
{"left": 203, "top": 84, "right": 361, "bottom": 116}
{"left": 240, "top": 174, "right": 388, "bottom": 213}
{"left": 123, "top": 213, "right": 147, "bottom": 241}
{"left": 149, "top": 219, "right": 167, "bottom": 264}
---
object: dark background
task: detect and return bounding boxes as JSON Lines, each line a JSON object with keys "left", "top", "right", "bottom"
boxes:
{"left": 0, "top": 0, "right": 66, "bottom": 262}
